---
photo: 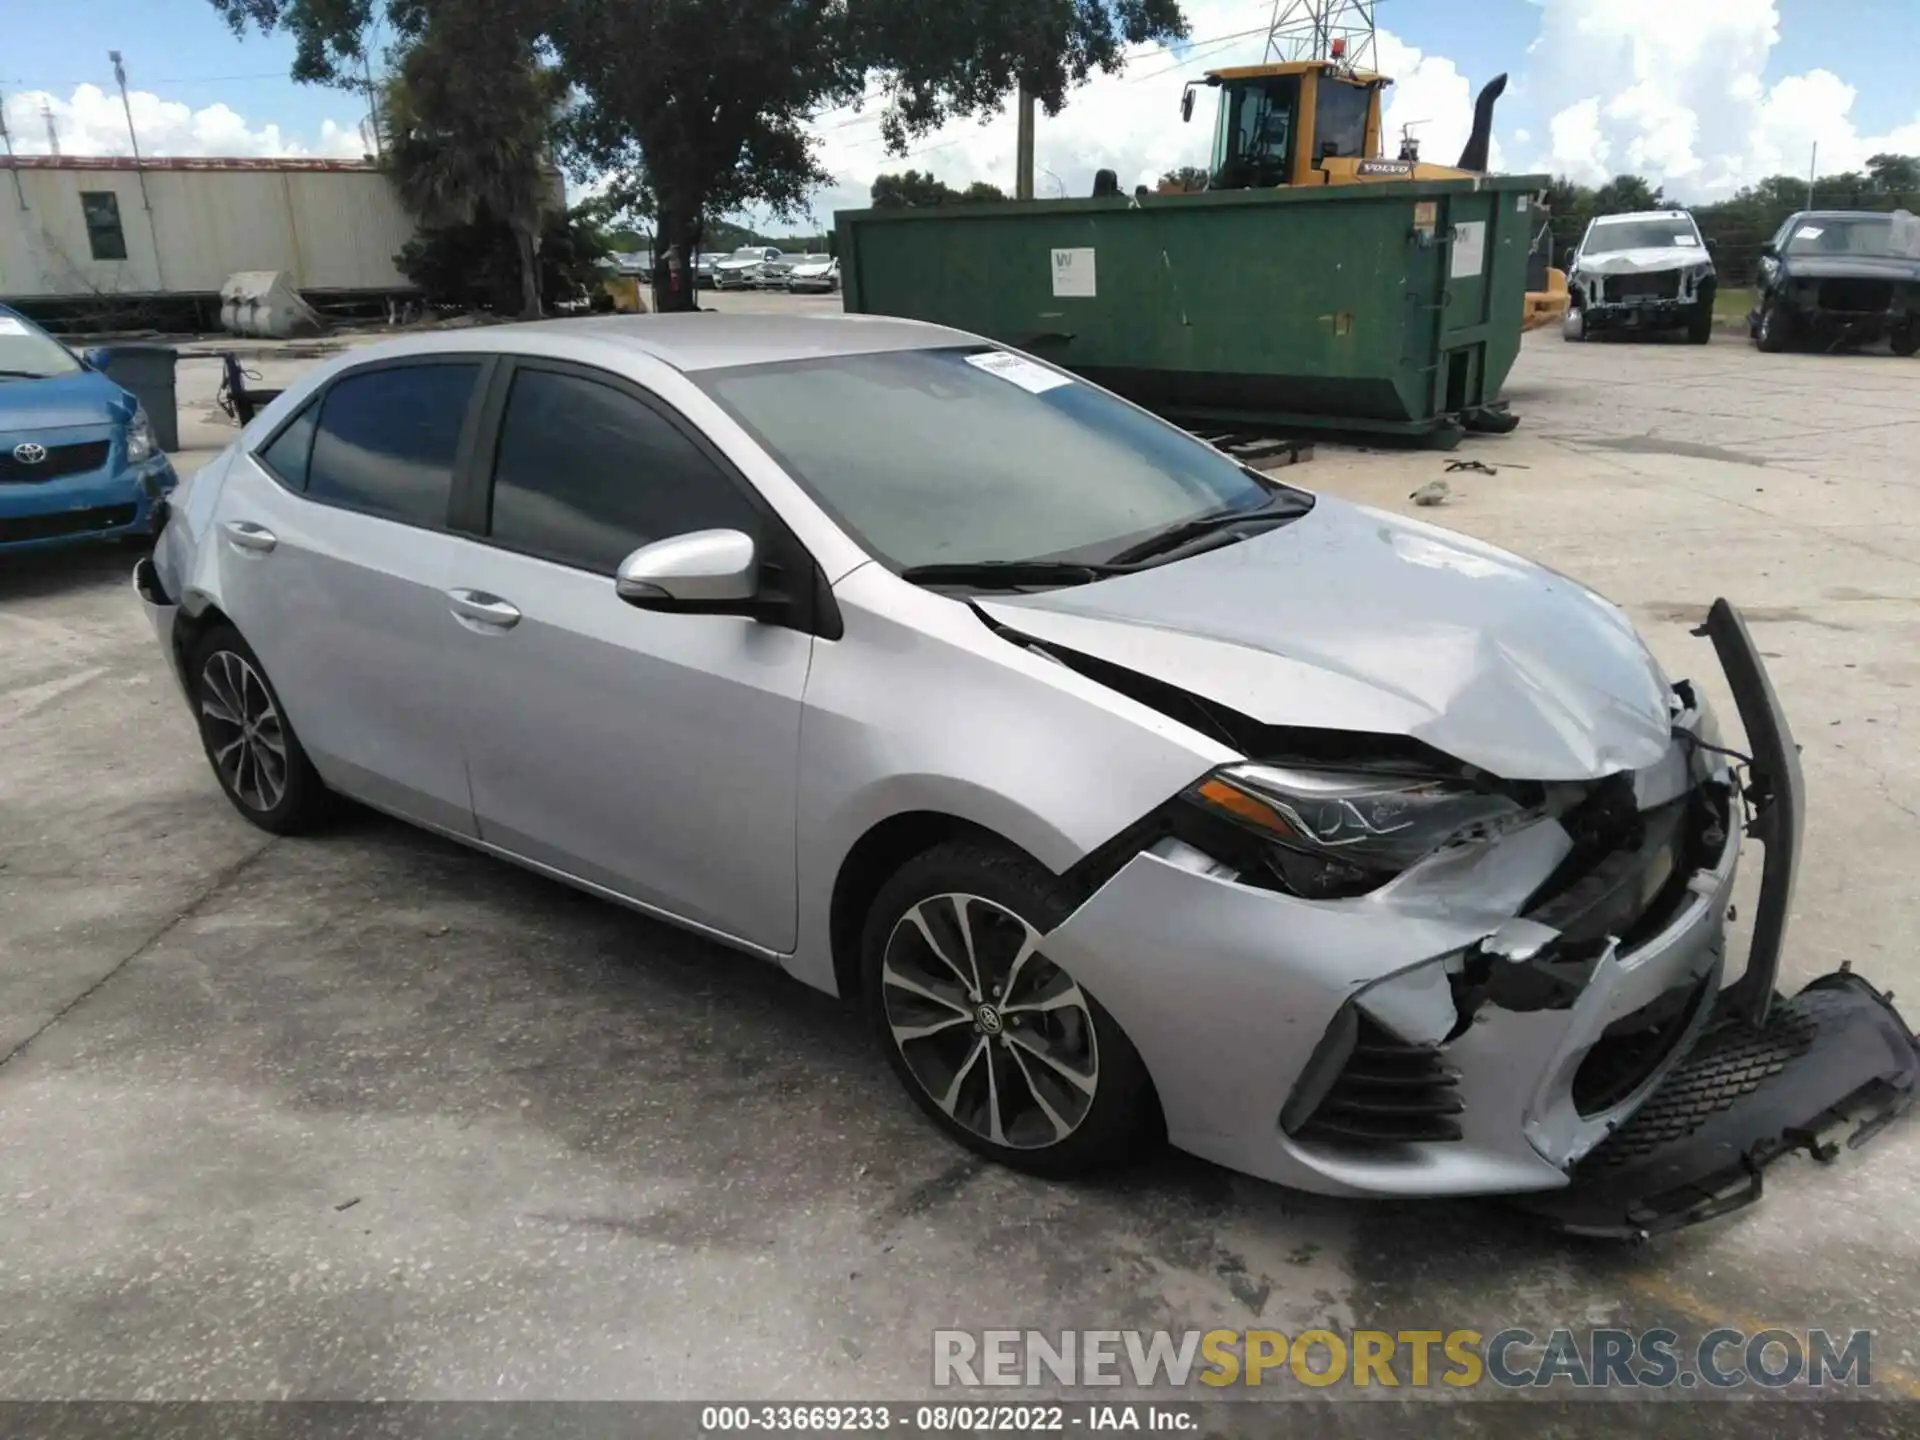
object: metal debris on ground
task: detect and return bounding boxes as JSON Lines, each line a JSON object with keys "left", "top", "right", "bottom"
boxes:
{"left": 1446, "top": 459, "right": 1500, "bottom": 475}
{"left": 1193, "top": 431, "right": 1314, "bottom": 471}
{"left": 1409, "top": 479, "right": 1451, "bottom": 506}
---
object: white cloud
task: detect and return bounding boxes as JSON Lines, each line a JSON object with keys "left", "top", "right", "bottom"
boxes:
{"left": 2, "top": 84, "right": 368, "bottom": 161}
{"left": 1529, "top": 0, "right": 1920, "bottom": 195}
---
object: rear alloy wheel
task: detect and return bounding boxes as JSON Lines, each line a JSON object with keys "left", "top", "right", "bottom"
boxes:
{"left": 862, "top": 841, "right": 1153, "bottom": 1176}
{"left": 190, "top": 625, "right": 331, "bottom": 834}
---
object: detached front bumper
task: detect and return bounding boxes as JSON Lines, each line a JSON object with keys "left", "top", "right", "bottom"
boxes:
{"left": 1043, "top": 601, "right": 1918, "bottom": 1212}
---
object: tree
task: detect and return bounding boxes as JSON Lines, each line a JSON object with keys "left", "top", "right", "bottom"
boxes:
{"left": 1868, "top": 153, "right": 1920, "bottom": 194}
{"left": 869, "top": 171, "right": 1006, "bottom": 208}
{"left": 381, "top": 16, "right": 564, "bottom": 319}
{"left": 1591, "top": 174, "right": 1664, "bottom": 216}
{"left": 871, "top": 169, "right": 959, "bottom": 208}
{"left": 210, "top": 2, "right": 1188, "bottom": 312}
{"left": 395, "top": 203, "right": 611, "bottom": 312}
{"left": 1158, "top": 165, "right": 1209, "bottom": 193}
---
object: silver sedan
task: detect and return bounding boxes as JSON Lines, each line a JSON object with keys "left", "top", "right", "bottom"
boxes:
{"left": 133, "top": 314, "right": 1903, "bottom": 1220}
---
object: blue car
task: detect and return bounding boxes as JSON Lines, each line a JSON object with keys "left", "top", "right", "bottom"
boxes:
{"left": 0, "top": 305, "right": 178, "bottom": 555}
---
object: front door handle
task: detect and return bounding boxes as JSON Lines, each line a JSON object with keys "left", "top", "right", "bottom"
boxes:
{"left": 447, "top": 588, "right": 522, "bottom": 631}
{"left": 224, "top": 520, "right": 277, "bottom": 553}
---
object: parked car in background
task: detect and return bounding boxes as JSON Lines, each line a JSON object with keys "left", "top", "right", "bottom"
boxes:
{"left": 133, "top": 313, "right": 1911, "bottom": 1233}
{"left": 753, "top": 253, "right": 796, "bottom": 288}
{"left": 787, "top": 255, "right": 841, "bottom": 293}
{"left": 0, "top": 305, "right": 177, "bottom": 554}
{"left": 693, "top": 253, "right": 721, "bottom": 290}
{"left": 714, "top": 247, "right": 781, "bottom": 290}
{"left": 1751, "top": 210, "right": 1920, "bottom": 354}
{"left": 1564, "top": 210, "right": 1717, "bottom": 344}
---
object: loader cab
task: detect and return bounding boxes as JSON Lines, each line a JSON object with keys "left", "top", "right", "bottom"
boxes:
{"left": 1189, "top": 61, "right": 1389, "bottom": 190}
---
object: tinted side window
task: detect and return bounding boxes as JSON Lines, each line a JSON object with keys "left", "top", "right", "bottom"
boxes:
{"left": 488, "top": 368, "right": 759, "bottom": 574}
{"left": 307, "top": 364, "right": 479, "bottom": 527}
{"left": 257, "top": 401, "right": 318, "bottom": 491}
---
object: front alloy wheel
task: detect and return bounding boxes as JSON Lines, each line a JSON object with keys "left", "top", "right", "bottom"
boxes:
{"left": 881, "top": 893, "right": 1099, "bottom": 1149}
{"left": 189, "top": 624, "right": 332, "bottom": 834}
{"left": 862, "top": 840, "right": 1154, "bottom": 1175}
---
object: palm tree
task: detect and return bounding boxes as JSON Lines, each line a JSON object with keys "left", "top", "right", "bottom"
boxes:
{"left": 382, "top": 26, "right": 563, "bottom": 320}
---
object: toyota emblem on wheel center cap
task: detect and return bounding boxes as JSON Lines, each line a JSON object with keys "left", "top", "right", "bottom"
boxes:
{"left": 12, "top": 442, "right": 48, "bottom": 465}
{"left": 975, "top": 1004, "right": 1004, "bottom": 1035}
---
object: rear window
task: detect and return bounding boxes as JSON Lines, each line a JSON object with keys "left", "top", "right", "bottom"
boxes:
{"left": 257, "top": 401, "right": 318, "bottom": 490}
{"left": 305, "top": 363, "right": 479, "bottom": 527}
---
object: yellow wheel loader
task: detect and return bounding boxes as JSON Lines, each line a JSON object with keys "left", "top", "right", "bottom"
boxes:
{"left": 1180, "top": 57, "right": 1569, "bottom": 332}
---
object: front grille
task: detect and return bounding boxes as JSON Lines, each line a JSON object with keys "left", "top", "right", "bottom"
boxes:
{"left": 1296, "top": 1016, "right": 1464, "bottom": 1145}
{"left": 1817, "top": 278, "right": 1894, "bottom": 313}
{"left": 0, "top": 503, "right": 138, "bottom": 544}
{"left": 0, "top": 439, "right": 112, "bottom": 482}
{"left": 1604, "top": 271, "right": 1682, "bottom": 302}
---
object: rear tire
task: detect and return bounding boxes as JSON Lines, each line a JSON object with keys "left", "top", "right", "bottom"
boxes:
{"left": 188, "top": 625, "right": 332, "bottom": 835}
{"left": 861, "top": 840, "right": 1155, "bottom": 1177}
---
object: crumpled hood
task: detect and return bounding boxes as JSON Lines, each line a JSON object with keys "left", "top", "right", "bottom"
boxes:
{"left": 980, "top": 497, "right": 1674, "bottom": 782}
{"left": 1572, "top": 246, "right": 1710, "bottom": 276}
{"left": 0, "top": 369, "right": 132, "bottom": 433}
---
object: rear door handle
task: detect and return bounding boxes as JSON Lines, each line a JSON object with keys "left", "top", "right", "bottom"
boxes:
{"left": 223, "top": 520, "right": 277, "bottom": 553}
{"left": 447, "top": 588, "right": 522, "bottom": 631}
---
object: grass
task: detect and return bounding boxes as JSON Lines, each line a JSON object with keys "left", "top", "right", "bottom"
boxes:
{"left": 1714, "top": 285, "right": 1755, "bottom": 321}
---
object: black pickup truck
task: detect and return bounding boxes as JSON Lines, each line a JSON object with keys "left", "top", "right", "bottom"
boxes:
{"left": 1751, "top": 209, "right": 1920, "bottom": 354}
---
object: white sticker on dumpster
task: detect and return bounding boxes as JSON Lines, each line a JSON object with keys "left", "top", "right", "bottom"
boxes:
{"left": 965, "top": 350, "right": 1073, "bottom": 394}
{"left": 1051, "top": 247, "right": 1097, "bottom": 297}
{"left": 1450, "top": 221, "right": 1487, "bottom": 279}
{"left": 0, "top": 317, "right": 30, "bottom": 336}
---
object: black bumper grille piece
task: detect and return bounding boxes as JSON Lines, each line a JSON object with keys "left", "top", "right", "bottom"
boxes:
{"left": 1817, "top": 278, "right": 1895, "bottom": 313}
{"left": 1297, "top": 1016, "right": 1464, "bottom": 1145}
{"left": 1604, "top": 272, "right": 1682, "bottom": 302}
{"left": 0, "top": 439, "right": 112, "bottom": 482}
{"left": 1572, "top": 968, "right": 1717, "bottom": 1117}
{"left": 0, "top": 503, "right": 138, "bottom": 544}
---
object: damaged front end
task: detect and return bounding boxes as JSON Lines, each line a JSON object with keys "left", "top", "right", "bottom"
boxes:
{"left": 1033, "top": 600, "right": 1918, "bottom": 1229}
{"left": 1571, "top": 255, "right": 1715, "bottom": 335}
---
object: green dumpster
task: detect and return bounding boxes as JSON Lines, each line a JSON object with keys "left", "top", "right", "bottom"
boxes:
{"left": 86, "top": 343, "right": 181, "bottom": 452}
{"left": 837, "top": 174, "right": 1546, "bottom": 446}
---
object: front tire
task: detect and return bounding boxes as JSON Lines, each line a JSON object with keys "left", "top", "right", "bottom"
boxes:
{"left": 1892, "top": 322, "right": 1919, "bottom": 358}
{"left": 1686, "top": 297, "right": 1714, "bottom": 345}
{"left": 1756, "top": 297, "right": 1793, "bottom": 352}
{"left": 861, "top": 840, "right": 1154, "bottom": 1177}
{"left": 188, "top": 625, "right": 332, "bottom": 834}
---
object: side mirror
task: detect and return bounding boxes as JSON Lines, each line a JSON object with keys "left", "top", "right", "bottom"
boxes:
{"left": 1760, "top": 242, "right": 1778, "bottom": 259}
{"left": 82, "top": 346, "right": 111, "bottom": 370}
{"left": 616, "top": 529, "right": 760, "bottom": 611}
{"left": 1180, "top": 87, "right": 1195, "bottom": 124}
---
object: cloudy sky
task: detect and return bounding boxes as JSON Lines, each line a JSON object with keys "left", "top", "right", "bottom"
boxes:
{"left": 7, "top": 1, "right": 1920, "bottom": 229}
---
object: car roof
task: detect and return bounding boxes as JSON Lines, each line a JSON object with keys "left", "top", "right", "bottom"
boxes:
{"left": 1794, "top": 209, "right": 1894, "bottom": 221}
{"left": 1591, "top": 210, "right": 1694, "bottom": 224}
{"left": 325, "top": 312, "right": 975, "bottom": 375}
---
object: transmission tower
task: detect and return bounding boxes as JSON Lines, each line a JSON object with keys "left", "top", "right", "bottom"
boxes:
{"left": 1264, "top": 0, "right": 1379, "bottom": 70}
{"left": 41, "top": 100, "right": 60, "bottom": 156}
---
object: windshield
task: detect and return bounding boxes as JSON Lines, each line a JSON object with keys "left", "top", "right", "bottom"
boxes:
{"left": 1315, "top": 78, "right": 1373, "bottom": 161}
{"left": 1584, "top": 218, "right": 1701, "bottom": 254}
{"left": 1211, "top": 75, "right": 1299, "bottom": 189}
{"left": 698, "top": 347, "right": 1276, "bottom": 570}
{"left": 0, "top": 313, "right": 83, "bottom": 380}
{"left": 1783, "top": 216, "right": 1909, "bottom": 258}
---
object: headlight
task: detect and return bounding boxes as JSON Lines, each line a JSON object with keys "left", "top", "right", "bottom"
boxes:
{"left": 125, "top": 405, "right": 155, "bottom": 463}
{"left": 1182, "top": 763, "right": 1526, "bottom": 897}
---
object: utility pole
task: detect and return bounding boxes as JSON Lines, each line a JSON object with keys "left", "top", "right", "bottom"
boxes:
{"left": 0, "top": 91, "right": 28, "bottom": 210}
{"left": 41, "top": 100, "right": 59, "bottom": 156}
{"left": 109, "top": 50, "right": 166, "bottom": 287}
{"left": 361, "top": 47, "right": 383, "bottom": 159}
{"left": 1014, "top": 79, "right": 1035, "bottom": 200}
{"left": 1807, "top": 141, "right": 1818, "bottom": 209}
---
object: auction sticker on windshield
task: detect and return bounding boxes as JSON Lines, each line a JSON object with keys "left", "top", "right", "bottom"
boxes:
{"left": 965, "top": 350, "right": 1073, "bottom": 394}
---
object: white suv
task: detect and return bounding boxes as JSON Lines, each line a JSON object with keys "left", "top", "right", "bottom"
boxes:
{"left": 1565, "top": 210, "right": 1718, "bottom": 344}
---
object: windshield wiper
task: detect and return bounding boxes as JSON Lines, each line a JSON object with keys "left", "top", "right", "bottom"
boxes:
{"left": 1103, "top": 489, "right": 1314, "bottom": 567}
{"left": 898, "top": 559, "right": 1126, "bottom": 590}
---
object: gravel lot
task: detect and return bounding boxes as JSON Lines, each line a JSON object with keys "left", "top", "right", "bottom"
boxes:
{"left": 3, "top": 298, "right": 1918, "bottom": 1416}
